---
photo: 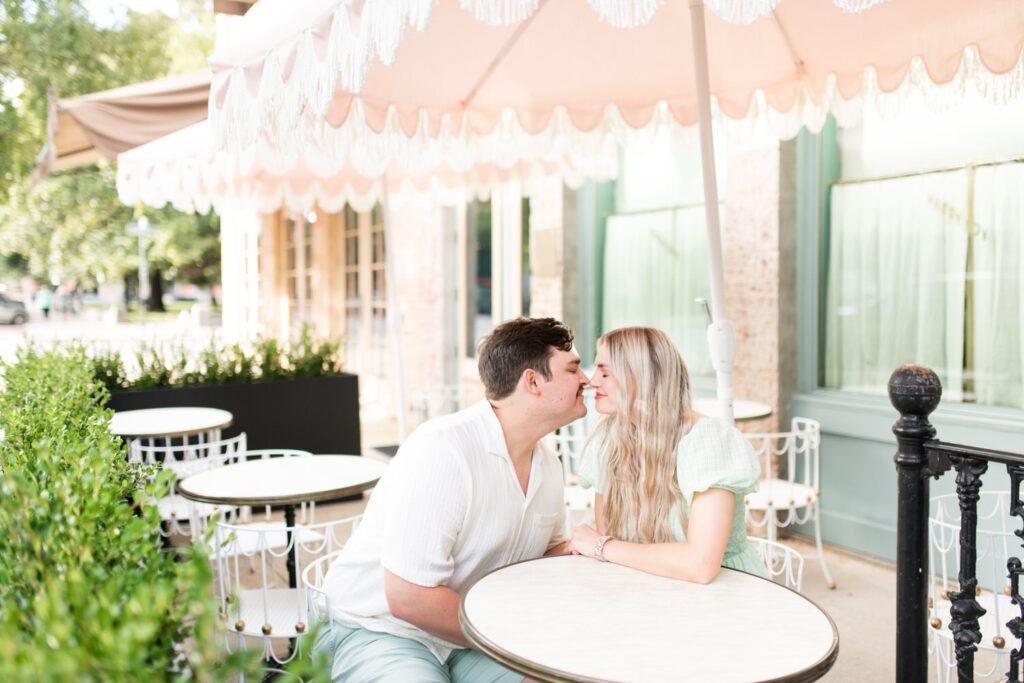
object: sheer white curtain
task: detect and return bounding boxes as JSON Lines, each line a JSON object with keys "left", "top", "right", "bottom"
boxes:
{"left": 972, "top": 163, "right": 1024, "bottom": 408}
{"left": 824, "top": 171, "right": 967, "bottom": 400}
{"left": 602, "top": 206, "right": 714, "bottom": 376}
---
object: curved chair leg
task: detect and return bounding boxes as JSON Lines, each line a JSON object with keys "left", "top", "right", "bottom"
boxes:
{"left": 812, "top": 501, "right": 836, "bottom": 589}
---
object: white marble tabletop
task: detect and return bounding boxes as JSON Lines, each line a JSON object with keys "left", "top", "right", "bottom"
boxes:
{"left": 178, "top": 454, "right": 387, "bottom": 506}
{"left": 693, "top": 397, "right": 773, "bottom": 422}
{"left": 109, "top": 406, "right": 234, "bottom": 438}
{"left": 460, "top": 555, "right": 838, "bottom": 683}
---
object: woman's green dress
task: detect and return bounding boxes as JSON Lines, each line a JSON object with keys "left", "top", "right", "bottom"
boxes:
{"left": 577, "top": 417, "right": 769, "bottom": 577}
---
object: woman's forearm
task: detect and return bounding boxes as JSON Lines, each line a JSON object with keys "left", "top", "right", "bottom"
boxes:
{"left": 600, "top": 538, "right": 722, "bottom": 584}
{"left": 591, "top": 489, "right": 734, "bottom": 583}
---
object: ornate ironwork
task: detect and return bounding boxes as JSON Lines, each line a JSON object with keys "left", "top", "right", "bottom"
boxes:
{"left": 947, "top": 455, "right": 987, "bottom": 681}
{"left": 889, "top": 365, "right": 941, "bottom": 683}
{"left": 1007, "top": 465, "right": 1024, "bottom": 682}
{"left": 890, "top": 364, "right": 1024, "bottom": 683}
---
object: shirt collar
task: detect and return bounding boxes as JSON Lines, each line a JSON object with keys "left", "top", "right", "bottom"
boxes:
{"left": 473, "top": 399, "right": 511, "bottom": 461}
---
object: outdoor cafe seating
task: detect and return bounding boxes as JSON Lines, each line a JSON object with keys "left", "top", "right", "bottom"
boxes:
{"left": 214, "top": 513, "right": 362, "bottom": 666}
{"left": 743, "top": 418, "right": 836, "bottom": 589}
{"left": 128, "top": 433, "right": 247, "bottom": 540}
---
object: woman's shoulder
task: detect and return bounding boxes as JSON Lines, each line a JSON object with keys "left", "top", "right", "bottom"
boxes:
{"left": 676, "top": 417, "right": 760, "bottom": 499}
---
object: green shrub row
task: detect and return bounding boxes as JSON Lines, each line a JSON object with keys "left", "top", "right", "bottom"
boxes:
{"left": 90, "top": 326, "right": 343, "bottom": 394}
{"left": 0, "top": 345, "right": 264, "bottom": 681}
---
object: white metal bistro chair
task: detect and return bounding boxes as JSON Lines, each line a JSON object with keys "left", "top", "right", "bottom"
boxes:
{"left": 544, "top": 418, "right": 595, "bottom": 533}
{"left": 303, "top": 548, "right": 346, "bottom": 628}
{"left": 748, "top": 537, "right": 805, "bottom": 592}
{"left": 929, "top": 490, "right": 1015, "bottom": 682}
{"left": 410, "top": 384, "right": 474, "bottom": 429}
{"left": 743, "top": 418, "right": 835, "bottom": 589}
{"left": 214, "top": 513, "right": 363, "bottom": 666}
{"left": 128, "top": 433, "right": 247, "bottom": 540}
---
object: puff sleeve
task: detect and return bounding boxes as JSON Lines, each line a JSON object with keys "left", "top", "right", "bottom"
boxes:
{"left": 676, "top": 418, "right": 760, "bottom": 507}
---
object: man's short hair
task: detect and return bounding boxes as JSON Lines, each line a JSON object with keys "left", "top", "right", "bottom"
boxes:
{"left": 477, "top": 317, "right": 575, "bottom": 401}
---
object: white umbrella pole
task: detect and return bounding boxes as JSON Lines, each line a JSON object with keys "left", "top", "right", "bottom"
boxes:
{"left": 688, "top": 0, "right": 736, "bottom": 424}
{"left": 380, "top": 176, "right": 409, "bottom": 442}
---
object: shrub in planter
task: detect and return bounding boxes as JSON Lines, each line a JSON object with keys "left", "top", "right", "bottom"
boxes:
{"left": 92, "top": 328, "right": 361, "bottom": 454}
{"left": 0, "top": 345, "right": 274, "bottom": 680}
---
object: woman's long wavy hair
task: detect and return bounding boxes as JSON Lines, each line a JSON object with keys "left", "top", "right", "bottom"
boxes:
{"left": 590, "top": 327, "right": 694, "bottom": 543}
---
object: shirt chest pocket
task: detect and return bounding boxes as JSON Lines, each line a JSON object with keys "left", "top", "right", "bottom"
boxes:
{"left": 518, "top": 511, "right": 561, "bottom": 556}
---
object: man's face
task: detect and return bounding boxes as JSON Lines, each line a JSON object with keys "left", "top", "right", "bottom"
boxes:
{"left": 537, "top": 348, "right": 589, "bottom": 426}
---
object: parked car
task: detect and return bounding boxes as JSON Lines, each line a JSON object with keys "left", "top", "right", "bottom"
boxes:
{"left": 0, "top": 293, "right": 28, "bottom": 324}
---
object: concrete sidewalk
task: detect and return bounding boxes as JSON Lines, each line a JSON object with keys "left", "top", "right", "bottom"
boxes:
{"left": 779, "top": 536, "right": 904, "bottom": 682}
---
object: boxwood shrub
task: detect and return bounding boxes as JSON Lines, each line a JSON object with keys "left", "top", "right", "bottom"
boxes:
{"left": 0, "top": 345, "right": 267, "bottom": 681}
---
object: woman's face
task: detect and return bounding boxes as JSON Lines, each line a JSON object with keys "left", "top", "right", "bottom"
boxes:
{"left": 591, "top": 345, "right": 619, "bottom": 415}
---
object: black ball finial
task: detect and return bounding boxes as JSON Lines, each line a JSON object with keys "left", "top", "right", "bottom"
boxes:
{"left": 888, "top": 365, "right": 942, "bottom": 419}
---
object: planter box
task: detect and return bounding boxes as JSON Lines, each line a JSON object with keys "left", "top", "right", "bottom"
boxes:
{"left": 107, "top": 374, "right": 361, "bottom": 455}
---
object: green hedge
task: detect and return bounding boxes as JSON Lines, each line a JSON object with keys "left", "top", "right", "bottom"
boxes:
{"left": 90, "top": 326, "right": 343, "bottom": 395}
{"left": 0, "top": 345, "right": 265, "bottom": 681}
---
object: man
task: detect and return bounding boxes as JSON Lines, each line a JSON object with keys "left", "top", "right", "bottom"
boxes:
{"left": 315, "top": 317, "right": 589, "bottom": 682}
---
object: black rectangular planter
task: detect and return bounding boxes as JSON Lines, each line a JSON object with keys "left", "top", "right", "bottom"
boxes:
{"left": 106, "top": 374, "right": 361, "bottom": 455}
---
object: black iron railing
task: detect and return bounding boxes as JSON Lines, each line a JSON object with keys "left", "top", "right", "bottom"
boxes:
{"left": 890, "top": 365, "right": 1024, "bottom": 682}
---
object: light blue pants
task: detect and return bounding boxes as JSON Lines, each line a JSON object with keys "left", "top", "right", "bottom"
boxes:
{"left": 313, "top": 622, "right": 525, "bottom": 683}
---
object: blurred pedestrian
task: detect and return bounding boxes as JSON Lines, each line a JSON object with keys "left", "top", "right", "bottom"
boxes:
{"left": 36, "top": 287, "right": 53, "bottom": 319}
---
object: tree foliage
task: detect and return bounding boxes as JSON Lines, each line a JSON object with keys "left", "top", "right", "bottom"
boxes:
{"left": 0, "top": 0, "right": 219, "bottom": 291}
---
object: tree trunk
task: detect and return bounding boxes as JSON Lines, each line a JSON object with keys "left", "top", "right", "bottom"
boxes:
{"left": 123, "top": 274, "right": 134, "bottom": 311}
{"left": 148, "top": 268, "right": 166, "bottom": 312}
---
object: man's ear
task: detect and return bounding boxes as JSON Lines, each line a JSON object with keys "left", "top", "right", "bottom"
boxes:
{"left": 522, "top": 368, "right": 542, "bottom": 396}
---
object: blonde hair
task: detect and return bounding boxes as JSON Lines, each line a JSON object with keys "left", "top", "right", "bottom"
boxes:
{"left": 589, "top": 327, "right": 694, "bottom": 543}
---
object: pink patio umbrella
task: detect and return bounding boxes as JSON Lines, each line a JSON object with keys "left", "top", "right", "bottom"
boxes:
{"left": 206, "top": 0, "right": 1024, "bottom": 422}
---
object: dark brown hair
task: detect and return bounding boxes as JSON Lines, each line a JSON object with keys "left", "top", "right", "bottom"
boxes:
{"left": 477, "top": 317, "right": 575, "bottom": 400}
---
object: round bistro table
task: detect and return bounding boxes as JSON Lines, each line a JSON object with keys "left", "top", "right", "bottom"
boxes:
{"left": 179, "top": 455, "right": 387, "bottom": 587}
{"left": 460, "top": 555, "right": 838, "bottom": 683}
{"left": 109, "top": 406, "right": 234, "bottom": 440}
{"left": 693, "top": 397, "right": 773, "bottom": 422}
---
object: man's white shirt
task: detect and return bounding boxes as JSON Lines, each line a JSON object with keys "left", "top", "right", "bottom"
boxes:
{"left": 322, "top": 400, "right": 570, "bottom": 662}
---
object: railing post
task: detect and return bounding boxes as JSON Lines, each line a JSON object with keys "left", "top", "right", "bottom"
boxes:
{"left": 889, "top": 365, "right": 942, "bottom": 683}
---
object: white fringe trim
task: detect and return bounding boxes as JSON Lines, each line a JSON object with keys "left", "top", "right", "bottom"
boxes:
{"left": 211, "top": 42, "right": 1024, "bottom": 183}
{"left": 701, "top": 0, "right": 889, "bottom": 26}
{"left": 461, "top": 0, "right": 539, "bottom": 26}
{"left": 116, "top": 152, "right": 590, "bottom": 217}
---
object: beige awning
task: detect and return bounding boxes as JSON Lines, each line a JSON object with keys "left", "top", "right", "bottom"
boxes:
{"left": 32, "top": 69, "right": 210, "bottom": 182}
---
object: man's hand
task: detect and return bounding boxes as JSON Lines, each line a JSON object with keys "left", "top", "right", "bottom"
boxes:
{"left": 544, "top": 540, "right": 572, "bottom": 556}
{"left": 567, "top": 523, "right": 601, "bottom": 559}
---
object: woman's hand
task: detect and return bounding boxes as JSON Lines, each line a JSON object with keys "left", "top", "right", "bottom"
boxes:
{"left": 568, "top": 523, "right": 602, "bottom": 558}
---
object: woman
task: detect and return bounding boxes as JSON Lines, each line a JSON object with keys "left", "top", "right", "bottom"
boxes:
{"left": 570, "top": 326, "right": 767, "bottom": 583}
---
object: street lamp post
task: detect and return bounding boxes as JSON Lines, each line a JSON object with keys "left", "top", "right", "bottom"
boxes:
{"left": 126, "top": 216, "right": 157, "bottom": 322}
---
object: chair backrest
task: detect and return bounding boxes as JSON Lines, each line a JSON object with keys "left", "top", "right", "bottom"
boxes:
{"left": 236, "top": 448, "right": 313, "bottom": 462}
{"left": 545, "top": 417, "right": 589, "bottom": 483}
{"left": 213, "top": 513, "right": 362, "bottom": 662}
{"left": 410, "top": 384, "right": 473, "bottom": 428}
{"left": 303, "top": 548, "right": 346, "bottom": 625}
{"left": 748, "top": 537, "right": 805, "bottom": 591}
{"left": 743, "top": 418, "right": 820, "bottom": 488}
{"left": 129, "top": 432, "right": 248, "bottom": 479}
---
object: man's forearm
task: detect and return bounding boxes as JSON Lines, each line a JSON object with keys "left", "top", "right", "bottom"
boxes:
{"left": 384, "top": 570, "right": 471, "bottom": 647}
